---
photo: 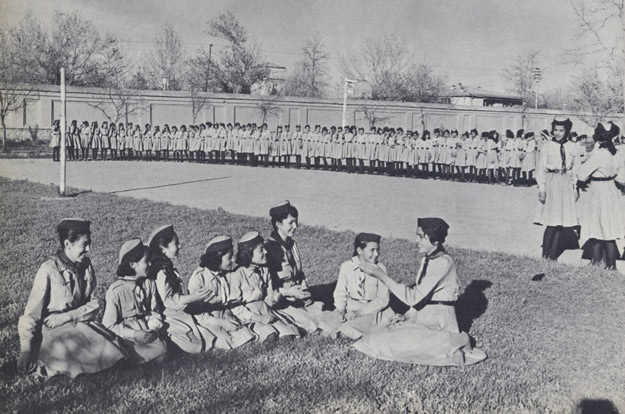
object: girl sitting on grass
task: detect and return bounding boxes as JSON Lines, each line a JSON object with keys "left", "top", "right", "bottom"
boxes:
{"left": 319, "top": 232, "right": 393, "bottom": 340}
{"left": 228, "top": 231, "right": 301, "bottom": 341}
{"left": 187, "top": 236, "right": 256, "bottom": 349}
{"left": 18, "top": 218, "right": 126, "bottom": 378}
{"left": 355, "top": 218, "right": 486, "bottom": 366}
{"left": 147, "top": 224, "right": 216, "bottom": 354}
{"left": 102, "top": 239, "right": 168, "bottom": 365}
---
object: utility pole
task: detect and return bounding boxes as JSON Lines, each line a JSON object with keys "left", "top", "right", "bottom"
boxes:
{"left": 207, "top": 44, "right": 213, "bottom": 91}
{"left": 532, "top": 67, "right": 542, "bottom": 109}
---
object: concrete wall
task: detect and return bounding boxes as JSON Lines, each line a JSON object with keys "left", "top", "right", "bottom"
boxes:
{"left": 5, "top": 84, "right": 623, "bottom": 139}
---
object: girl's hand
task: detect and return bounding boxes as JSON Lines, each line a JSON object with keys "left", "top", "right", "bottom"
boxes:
{"left": 190, "top": 288, "right": 214, "bottom": 303}
{"left": 134, "top": 330, "right": 157, "bottom": 344}
{"left": 538, "top": 191, "right": 546, "bottom": 204}
{"left": 358, "top": 263, "right": 387, "bottom": 279}
{"left": 44, "top": 312, "right": 73, "bottom": 329}
{"left": 345, "top": 310, "right": 360, "bottom": 321}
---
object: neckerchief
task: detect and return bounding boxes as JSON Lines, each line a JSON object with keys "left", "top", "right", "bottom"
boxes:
{"left": 552, "top": 136, "right": 568, "bottom": 172}
{"left": 417, "top": 245, "right": 446, "bottom": 285}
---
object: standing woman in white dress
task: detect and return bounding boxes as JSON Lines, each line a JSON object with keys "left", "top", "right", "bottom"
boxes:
{"left": 521, "top": 132, "right": 537, "bottom": 186}
{"left": 535, "top": 117, "right": 581, "bottom": 261}
{"left": 575, "top": 122, "right": 625, "bottom": 269}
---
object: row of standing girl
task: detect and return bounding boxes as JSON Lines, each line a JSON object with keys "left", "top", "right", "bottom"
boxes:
{"left": 48, "top": 120, "right": 585, "bottom": 187}
{"left": 18, "top": 203, "right": 487, "bottom": 379}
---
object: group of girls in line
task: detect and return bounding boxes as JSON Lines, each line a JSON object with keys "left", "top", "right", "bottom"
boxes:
{"left": 18, "top": 203, "right": 487, "bottom": 379}
{"left": 535, "top": 117, "right": 625, "bottom": 270}
{"left": 49, "top": 119, "right": 600, "bottom": 187}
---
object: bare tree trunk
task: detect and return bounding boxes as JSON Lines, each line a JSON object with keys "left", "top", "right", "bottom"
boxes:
{"left": 1, "top": 115, "right": 6, "bottom": 151}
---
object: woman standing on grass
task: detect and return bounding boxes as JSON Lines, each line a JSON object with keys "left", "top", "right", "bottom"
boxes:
{"left": 319, "top": 233, "right": 392, "bottom": 340}
{"left": 18, "top": 218, "right": 127, "bottom": 378}
{"left": 535, "top": 117, "right": 581, "bottom": 261}
{"left": 355, "top": 218, "right": 487, "bottom": 366}
{"left": 521, "top": 132, "right": 537, "bottom": 186}
{"left": 109, "top": 122, "right": 118, "bottom": 160}
{"left": 576, "top": 122, "right": 625, "bottom": 269}
{"left": 187, "top": 236, "right": 256, "bottom": 349}
{"left": 89, "top": 121, "right": 100, "bottom": 161}
{"left": 103, "top": 239, "right": 168, "bottom": 364}
{"left": 229, "top": 231, "right": 301, "bottom": 341}
{"left": 147, "top": 225, "right": 216, "bottom": 353}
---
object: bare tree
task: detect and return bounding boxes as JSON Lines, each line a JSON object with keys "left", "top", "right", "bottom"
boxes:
{"left": 567, "top": 0, "right": 624, "bottom": 117}
{"left": 0, "top": 28, "right": 39, "bottom": 149}
{"left": 358, "top": 101, "right": 390, "bottom": 128}
{"left": 207, "top": 12, "right": 270, "bottom": 94}
{"left": 400, "top": 64, "right": 446, "bottom": 103}
{"left": 285, "top": 36, "right": 329, "bottom": 98}
{"left": 342, "top": 35, "right": 444, "bottom": 103}
{"left": 144, "top": 23, "right": 187, "bottom": 90}
{"left": 187, "top": 48, "right": 215, "bottom": 93}
{"left": 256, "top": 96, "right": 281, "bottom": 124}
{"left": 569, "top": 69, "right": 623, "bottom": 125}
{"left": 88, "top": 44, "right": 142, "bottom": 124}
{"left": 9, "top": 10, "right": 127, "bottom": 88}
{"left": 501, "top": 51, "right": 540, "bottom": 109}
{"left": 190, "top": 89, "right": 211, "bottom": 123}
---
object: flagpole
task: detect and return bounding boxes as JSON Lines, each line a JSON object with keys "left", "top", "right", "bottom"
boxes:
{"left": 342, "top": 78, "right": 348, "bottom": 128}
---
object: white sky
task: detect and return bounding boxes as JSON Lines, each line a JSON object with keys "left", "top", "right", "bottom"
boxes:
{"left": 1, "top": 0, "right": 621, "bottom": 96}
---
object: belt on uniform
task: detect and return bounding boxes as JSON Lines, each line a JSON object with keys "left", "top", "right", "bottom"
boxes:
{"left": 546, "top": 168, "right": 569, "bottom": 174}
{"left": 590, "top": 175, "right": 616, "bottom": 181}
{"left": 428, "top": 300, "right": 456, "bottom": 306}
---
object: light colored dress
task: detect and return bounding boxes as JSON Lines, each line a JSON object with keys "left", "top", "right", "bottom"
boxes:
{"left": 534, "top": 139, "right": 580, "bottom": 227}
{"left": 319, "top": 257, "right": 392, "bottom": 340}
{"left": 102, "top": 276, "right": 168, "bottom": 364}
{"left": 18, "top": 253, "right": 126, "bottom": 378}
{"left": 353, "top": 249, "right": 487, "bottom": 366}
{"left": 521, "top": 138, "right": 537, "bottom": 172}
{"left": 187, "top": 268, "right": 256, "bottom": 349}
{"left": 265, "top": 232, "right": 324, "bottom": 333}
{"left": 151, "top": 255, "right": 215, "bottom": 354}
{"left": 228, "top": 265, "right": 301, "bottom": 340}
{"left": 575, "top": 147, "right": 625, "bottom": 241}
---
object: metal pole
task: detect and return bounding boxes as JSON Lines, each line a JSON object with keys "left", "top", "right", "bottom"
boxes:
{"left": 342, "top": 78, "right": 348, "bottom": 127}
{"left": 207, "top": 44, "right": 213, "bottom": 90}
{"left": 59, "top": 68, "right": 66, "bottom": 197}
{"left": 535, "top": 80, "right": 539, "bottom": 109}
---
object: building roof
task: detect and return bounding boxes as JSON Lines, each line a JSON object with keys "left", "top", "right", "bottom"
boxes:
{"left": 443, "top": 85, "right": 522, "bottom": 100}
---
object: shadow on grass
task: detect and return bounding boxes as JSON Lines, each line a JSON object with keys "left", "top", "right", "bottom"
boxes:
{"left": 456, "top": 280, "right": 492, "bottom": 333}
{"left": 578, "top": 399, "right": 620, "bottom": 414}
{"left": 108, "top": 176, "right": 230, "bottom": 194}
{"left": 309, "top": 282, "right": 337, "bottom": 311}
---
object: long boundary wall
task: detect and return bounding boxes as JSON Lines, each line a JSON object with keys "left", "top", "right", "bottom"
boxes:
{"left": 5, "top": 84, "right": 623, "bottom": 139}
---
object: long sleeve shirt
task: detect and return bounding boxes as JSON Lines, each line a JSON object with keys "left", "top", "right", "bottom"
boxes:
{"left": 18, "top": 254, "right": 99, "bottom": 351}
{"left": 333, "top": 257, "right": 389, "bottom": 315}
{"left": 102, "top": 277, "right": 163, "bottom": 339}
{"left": 381, "top": 251, "right": 460, "bottom": 308}
{"left": 228, "top": 266, "right": 278, "bottom": 322}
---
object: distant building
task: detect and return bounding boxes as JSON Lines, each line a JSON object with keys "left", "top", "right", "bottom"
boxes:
{"left": 443, "top": 83, "right": 523, "bottom": 107}
{"left": 251, "top": 62, "right": 287, "bottom": 96}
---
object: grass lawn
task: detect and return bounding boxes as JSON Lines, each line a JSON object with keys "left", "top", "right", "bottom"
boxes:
{"left": 0, "top": 177, "right": 623, "bottom": 414}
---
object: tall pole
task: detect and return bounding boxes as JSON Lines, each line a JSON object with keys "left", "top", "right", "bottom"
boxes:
{"left": 59, "top": 68, "right": 66, "bottom": 197}
{"left": 342, "top": 78, "right": 348, "bottom": 127}
{"left": 207, "top": 44, "right": 213, "bottom": 90}
{"left": 535, "top": 82, "right": 538, "bottom": 110}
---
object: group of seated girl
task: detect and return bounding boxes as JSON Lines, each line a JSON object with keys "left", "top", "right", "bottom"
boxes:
{"left": 17, "top": 204, "right": 486, "bottom": 379}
